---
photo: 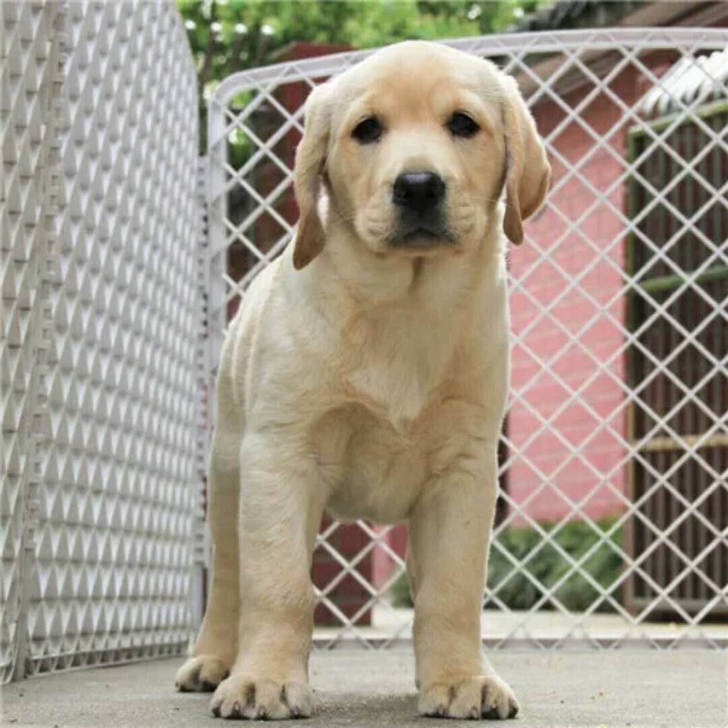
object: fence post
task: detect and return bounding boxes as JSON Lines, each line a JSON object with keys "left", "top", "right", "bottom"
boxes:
{"left": 192, "top": 154, "right": 211, "bottom": 629}
{"left": 1, "top": 0, "right": 66, "bottom": 682}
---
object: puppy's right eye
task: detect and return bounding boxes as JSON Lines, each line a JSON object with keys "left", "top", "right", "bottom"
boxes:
{"left": 352, "top": 117, "right": 382, "bottom": 144}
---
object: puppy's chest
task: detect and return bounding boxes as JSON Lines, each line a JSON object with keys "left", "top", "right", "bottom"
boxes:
{"left": 343, "top": 311, "right": 457, "bottom": 426}
{"left": 314, "top": 405, "right": 429, "bottom": 524}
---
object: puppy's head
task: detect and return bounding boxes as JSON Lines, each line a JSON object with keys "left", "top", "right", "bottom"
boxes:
{"left": 292, "top": 41, "right": 550, "bottom": 270}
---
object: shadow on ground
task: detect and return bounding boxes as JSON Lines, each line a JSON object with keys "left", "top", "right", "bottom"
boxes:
{"left": 2, "top": 650, "right": 726, "bottom": 727}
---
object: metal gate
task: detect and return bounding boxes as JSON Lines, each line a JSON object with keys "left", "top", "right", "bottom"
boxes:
{"left": 204, "top": 27, "right": 728, "bottom": 650}
{"left": 1, "top": 0, "right": 202, "bottom": 681}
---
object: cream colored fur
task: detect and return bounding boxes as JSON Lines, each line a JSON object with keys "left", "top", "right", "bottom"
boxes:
{"left": 175, "top": 40, "right": 550, "bottom": 721}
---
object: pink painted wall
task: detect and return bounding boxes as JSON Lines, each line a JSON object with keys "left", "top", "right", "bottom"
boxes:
{"left": 506, "top": 70, "right": 634, "bottom": 524}
{"left": 506, "top": 52, "right": 680, "bottom": 525}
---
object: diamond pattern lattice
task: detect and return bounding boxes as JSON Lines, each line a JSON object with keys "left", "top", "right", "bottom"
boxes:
{"left": 1, "top": 0, "right": 63, "bottom": 683}
{"left": 205, "top": 28, "right": 728, "bottom": 650}
{"left": 2, "top": 0, "right": 202, "bottom": 680}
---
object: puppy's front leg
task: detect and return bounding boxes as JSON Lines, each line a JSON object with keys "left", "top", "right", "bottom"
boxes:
{"left": 408, "top": 455, "right": 519, "bottom": 720}
{"left": 211, "top": 435, "right": 325, "bottom": 721}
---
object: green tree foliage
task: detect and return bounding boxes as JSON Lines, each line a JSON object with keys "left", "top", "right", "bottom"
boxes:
{"left": 177, "top": 0, "right": 541, "bottom": 98}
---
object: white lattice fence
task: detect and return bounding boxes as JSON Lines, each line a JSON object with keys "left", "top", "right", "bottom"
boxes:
{"left": 1, "top": 0, "right": 64, "bottom": 683}
{"left": 1, "top": 0, "right": 202, "bottom": 681}
{"left": 206, "top": 28, "right": 728, "bottom": 650}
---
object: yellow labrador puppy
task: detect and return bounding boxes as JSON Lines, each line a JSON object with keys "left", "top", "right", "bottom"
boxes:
{"left": 175, "top": 40, "right": 549, "bottom": 720}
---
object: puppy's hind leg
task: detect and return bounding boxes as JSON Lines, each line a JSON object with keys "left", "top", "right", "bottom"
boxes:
{"left": 176, "top": 389, "right": 242, "bottom": 693}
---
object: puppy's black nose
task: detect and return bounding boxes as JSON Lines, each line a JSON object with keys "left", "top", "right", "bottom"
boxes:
{"left": 392, "top": 171, "right": 446, "bottom": 213}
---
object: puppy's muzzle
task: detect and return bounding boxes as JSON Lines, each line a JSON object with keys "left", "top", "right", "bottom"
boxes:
{"left": 390, "top": 171, "right": 452, "bottom": 248}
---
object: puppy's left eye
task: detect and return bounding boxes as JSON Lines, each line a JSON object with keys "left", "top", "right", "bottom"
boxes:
{"left": 447, "top": 112, "right": 480, "bottom": 138}
{"left": 352, "top": 117, "right": 383, "bottom": 144}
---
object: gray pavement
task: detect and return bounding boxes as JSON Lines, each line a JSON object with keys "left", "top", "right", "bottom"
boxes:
{"left": 1, "top": 650, "right": 726, "bottom": 727}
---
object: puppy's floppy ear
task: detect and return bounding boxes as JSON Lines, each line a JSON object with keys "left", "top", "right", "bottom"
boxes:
{"left": 292, "top": 82, "right": 333, "bottom": 270}
{"left": 501, "top": 76, "right": 551, "bottom": 245}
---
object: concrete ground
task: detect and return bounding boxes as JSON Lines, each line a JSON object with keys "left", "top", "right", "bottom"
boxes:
{"left": 2, "top": 651, "right": 726, "bottom": 728}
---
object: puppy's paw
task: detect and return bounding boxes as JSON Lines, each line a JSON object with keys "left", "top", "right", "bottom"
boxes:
{"left": 419, "top": 674, "right": 519, "bottom": 720}
{"left": 211, "top": 673, "right": 313, "bottom": 720}
{"left": 175, "top": 655, "right": 230, "bottom": 693}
